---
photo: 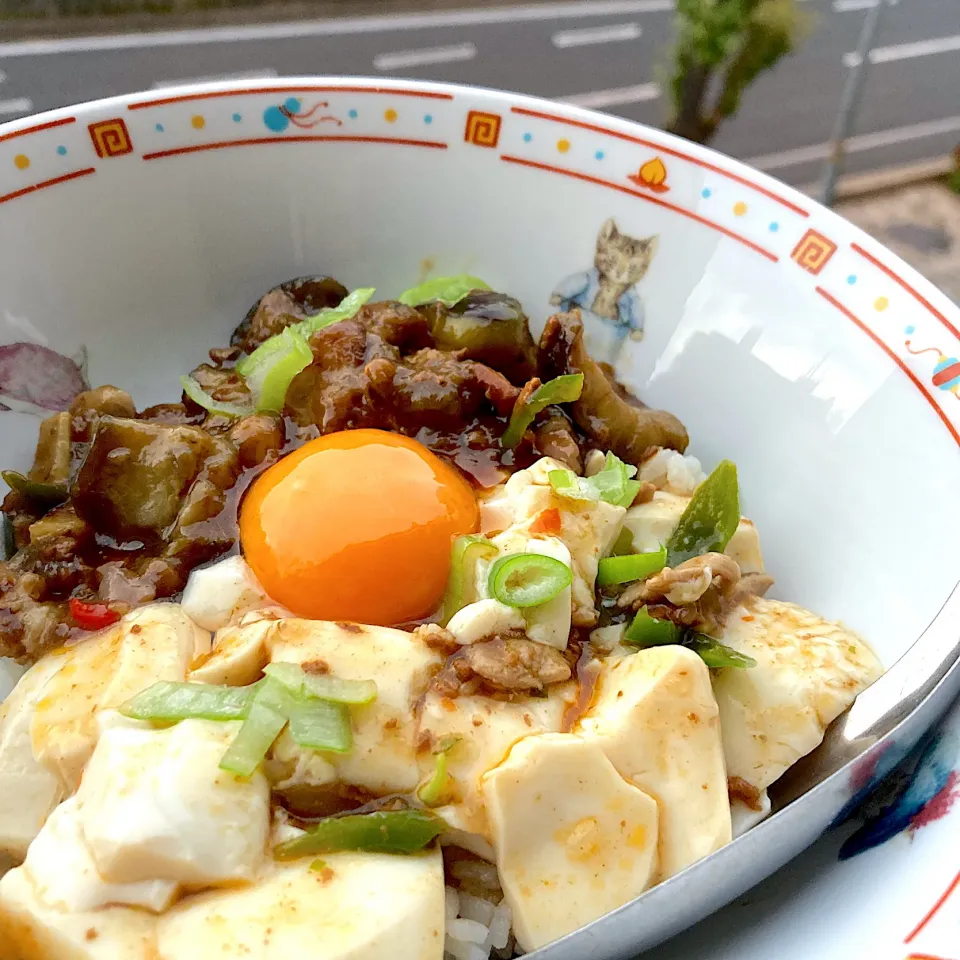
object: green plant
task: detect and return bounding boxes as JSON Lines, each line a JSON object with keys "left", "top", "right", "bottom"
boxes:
{"left": 667, "top": 0, "right": 810, "bottom": 145}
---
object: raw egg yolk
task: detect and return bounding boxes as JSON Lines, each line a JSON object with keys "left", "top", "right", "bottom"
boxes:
{"left": 239, "top": 429, "right": 479, "bottom": 625}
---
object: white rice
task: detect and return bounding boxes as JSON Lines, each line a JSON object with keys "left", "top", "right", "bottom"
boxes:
{"left": 637, "top": 449, "right": 705, "bottom": 496}
{"left": 444, "top": 885, "right": 514, "bottom": 960}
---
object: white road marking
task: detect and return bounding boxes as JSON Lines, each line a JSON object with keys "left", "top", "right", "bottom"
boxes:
{"left": 552, "top": 22, "right": 642, "bottom": 48}
{"left": 0, "top": 0, "right": 674, "bottom": 57}
{"left": 746, "top": 115, "right": 960, "bottom": 171}
{"left": 151, "top": 68, "right": 278, "bottom": 88}
{"left": 832, "top": 0, "right": 899, "bottom": 12}
{"left": 0, "top": 97, "right": 33, "bottom": 116}
{"left": 561, "top": 82, "right": 661, "bottom": 109}
{"left": 373, "top": 42, "right": 477, "bottom": 71}
{"left": 843, "top": 33, "right": 960, "bottom": 66}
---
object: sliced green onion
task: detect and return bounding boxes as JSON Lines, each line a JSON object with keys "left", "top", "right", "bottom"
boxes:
{"left": 441, "top": 534, "right": 499, "bottom": 625}
{"left": 501, "top": 373, "right": 584, "bottom": 449}
{"left": 685, "top": 633, "right": 757, "bottom": 669}
{"left": 274, "top": 809, "right": 445, "bottom": 860}
{"left": 417, "top": 736, "right": 460, "bottom": 807}
{"left": 666, "top": 460, "right": 740, "bottom": 566}
{"left": 310, "top": 859, "right": 329, "bottom": 872}
{"left": 597, "top": 547, "right": 667, "bottom": 587}
{"left": 299, "top": 287, "right": 376, "bottom": 335}
{"left": 287, "top": 697, "right": 352, "bottom": 754}
{"left": 263, "top": 663, "right": 377, "bottom": 705}
{"left": 488, "top": 552, "right": 572, "bottom": 608}
{"left": 397, "top": 275, "right": 490, "bottom": 307}
{"left": 219, "top": 678, "right": 290, "bottom": 778}
{"left": 235, "top": 326, "right": 313, "bottom": 413}
{"left": 623, "top": 606, "right": 680, "bottom": 647}
{"left": 548, "top": 452, "right": 641, "bottom": 509}
{"left": 120, "top": 680, "right": 257, "bottom": 722}
{"left": 180, "top": 374, "right": 253, "bottom": 418}
{"left": 609, "top": 527, "right": 636, "bottom": 557}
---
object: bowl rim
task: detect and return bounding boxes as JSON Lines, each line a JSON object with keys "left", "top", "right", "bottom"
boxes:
{"left": 1, "top": 73, "right": 958, "bottom": 337}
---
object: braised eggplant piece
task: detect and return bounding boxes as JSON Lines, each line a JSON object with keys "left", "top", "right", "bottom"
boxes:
{"left": 232, "top": 275, "right": 349, "bottom": 353}
{"left": 417, "top": 291, "right": 537, "bottom": 384}
{"left": 538, "top": 310, "right": 689, "bottom": 461}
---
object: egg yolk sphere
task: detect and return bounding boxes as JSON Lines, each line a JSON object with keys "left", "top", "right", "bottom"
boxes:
{"left": 239, "top": 430, "right": 479, "bottom": 625}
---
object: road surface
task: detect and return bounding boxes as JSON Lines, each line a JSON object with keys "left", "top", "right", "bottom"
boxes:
{"left": 0, "top": 0, "right": 958, "bottom": 188}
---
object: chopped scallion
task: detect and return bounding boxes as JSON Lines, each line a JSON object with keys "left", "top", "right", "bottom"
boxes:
{"left": 397, "top": 275, "right": 490, "bottom": 308}
{"left": 441, "top": 534, "right": 499, "bottom": 625}
{"left": 218, "top": 679, "right": 289, "bottom": 778}
{"left": 548, "top": 452, "right": 641, "bottom": 509}
{"left": 274, "top": 809, "right": 445, "bottom": 860}
{"left": 596, "top": 547, "right": 667, "bottom": 587}
{"left": 501, "top": 373, "right": 584, "bottom": 449}
{"left": 287, "top": 696, "right": 352, "bottom": 754}
{"left": 180, "top": 374, "right": 253, "bottom": 418}
{"left": 120, "top": 680, "right": 257, "bottom": 722}
{"left": 235, "top": 326, "right": 313, "bottom": 413}
{"left": 299, "top": 287, "right": 376, "bottom": 335}
{"left": 666, "top": 460, "right": 740, "bottom": 566}
{"left": 488, "top": 552, "right": 572, "bottom": 608}
{"left": 263, "top": 663, "right": 377, "bottom": 705}
{"left": 417, "top": 736, "right": 460, "bottom": 807}
{"left": 685, "top": 633, "right": 757, "bottom": 669}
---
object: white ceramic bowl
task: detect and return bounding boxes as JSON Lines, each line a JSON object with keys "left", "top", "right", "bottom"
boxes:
{"left": 1, "top": 77, "right": 958, "bottom": 956}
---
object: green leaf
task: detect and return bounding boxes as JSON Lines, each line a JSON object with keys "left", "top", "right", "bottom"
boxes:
{"left": 501, "top": 373, "right": 584, "bottom": 449}
{"left": 120, "top": 680, "right": 258, "bottom": 722}
{"left": 263, "top": 663, "right": 377, "bottom": 705}
{"left": 685, "top": 633, "right": 757, "bottom": 669}
{"left": 548, "top": 452, "right": 641, "bottom": 509}
{"left": 397, "top": 275, "right": 490, "bottom": 307}
{"left": 665, "top": 460, "right": 740, "bottom": 566}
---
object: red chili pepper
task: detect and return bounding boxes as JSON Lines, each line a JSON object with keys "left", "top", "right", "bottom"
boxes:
{"left": 529, "top": 508, "right": 562, "bottom": 536}
{"left": 69, "top": 598, "right": 121, "bottom": 631}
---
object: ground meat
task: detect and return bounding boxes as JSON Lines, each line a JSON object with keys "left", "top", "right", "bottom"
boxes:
{"left": 534, "top": 413, "right": 583, "bottom": 473}
{"left": 434, "top": 636, "right": 572, "bottom": 697}
{"left": 412, "top": 622, "right": 460, "bottom": 654}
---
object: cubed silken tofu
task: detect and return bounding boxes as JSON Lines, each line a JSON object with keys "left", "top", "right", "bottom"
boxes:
{"left": 155, "top": 849, "right": 445, "bottom": 960}
{"left": 266, "top": 619, "right": 443, "bottom": 795}
{"left": 188, "top": 611, "right": 274, "bottom": 687}
{"left": 577, "top": 646, "right": 731, "bottom": 880}
{"left": 713, "top": 597, "right": 883, "bottom": 792}
{"left": 30, "top": 604, "right": 209, "bottom": 790}
{"left": 15, "top": 797, "right": 176, "bottom": 914}
{"left": 418, "top": 685, "right": 574, "bottom": 841}
{"left": 624, "top": 491, "right": 764, "bottom": 573}
{"left": 0, "top": 857, "right": 158, "bottom": 960}
{"left": 482, "top": 733, "right": 659, "bottom": 953}
{"left": 75, "top": 719, "right": 268, "bottom": 888}
{"left": 0, "top": 656, "right": 67, "bottom": 860}
{"left": 181, "top": 555, "right": 271, "bottom": 634}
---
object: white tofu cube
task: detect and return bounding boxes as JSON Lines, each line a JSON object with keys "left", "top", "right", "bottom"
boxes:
{"left": 267, "top": 619, "right": 443, "bottom": 795}
{"left": 446, "top": 599, "right": 524, "bottom": 646}
{"left": 31, "top": 604, "right": 209, "bottom": 790}
{"left": 75, "top": 719, "right": 268, "bottom": 888}
{"left": 482, "top": 733, "right": 659, "bottom": 952}
{"left": 417, "top": 685, "right": 574, "bottom": 841}
{"left": 578, "top": 646, "right": 731, "bottom": 880}
{"left": 18, "top": 797, "right": 176, "bottom": 913}
{"left": 181, "top": 555, "right": 271, "bottom": 633}
{"left": 0, "top": 656, "right": 67, "bottom": 859}
{"left": 713, "top": 597, "right": 883, "bottom": 792}
{"left": 156, "top": 850, "right": 445, "bottom": 960}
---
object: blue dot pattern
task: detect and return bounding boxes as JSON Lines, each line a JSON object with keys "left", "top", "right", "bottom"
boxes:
{"left": 595, "top": 150, "right": 604, "bottom": 160}
{"left": 523, "top": 132, "right": 532, "bottom": 142}
{"left": 155, "top": 123, "right": 164, "bottom": 133}
{"left": 701, "top": 188, "right": 711, "bottom": 199}
{"left": 232, "top": 113, "right": 242, "bottom": 123}
{"left": 424, "top": 114, "right": 433, "bottom": 124}
{"left": 769, "top": 222, "right": 779, "bottom": 232}
{"left": 348, "top": 109, "right": 358, "bottom": 119}
{"left": 56, "top": 145, "right": 67, "bottom": 156}
{"left": 847, "top": 275, "right": 857, "bottom": 285}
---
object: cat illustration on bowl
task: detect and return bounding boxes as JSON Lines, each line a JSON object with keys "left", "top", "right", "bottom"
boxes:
{"left": 550, "top": 218, "right": 659, "bottom": 365}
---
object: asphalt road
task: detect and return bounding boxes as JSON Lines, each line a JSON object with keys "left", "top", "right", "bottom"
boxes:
{"left": 0, "top": 0, "right": 958, "bottom": 188}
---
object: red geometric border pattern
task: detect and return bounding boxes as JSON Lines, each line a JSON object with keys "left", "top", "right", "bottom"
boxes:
{"left": 0, "top": 168, "right": 96, "bottom": 207}
{"left": 791, "top": 229, "right": 837, "bottom": 275}
{"left": 142, "top": 135, "right": 448, "bottom": 161}
{"left": 88, "top": 118, "right": 133, "bottom": 159}
{"left": 464, "top": 110, "right": 502, "bottom": 148}
{"left": 906, "top": 868, "right": 960, "bottom": 944}
{"left": 0, "top": 116, "right": 75, "bottom": 145}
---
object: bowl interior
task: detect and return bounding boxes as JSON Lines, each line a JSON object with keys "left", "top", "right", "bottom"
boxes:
{"left": 1, "top": 78, "right": 958, "bottom": 670}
